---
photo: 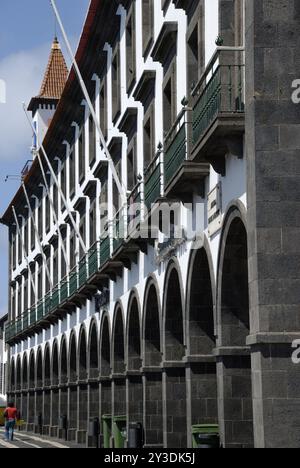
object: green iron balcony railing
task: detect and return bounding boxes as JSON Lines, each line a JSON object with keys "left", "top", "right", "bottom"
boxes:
{"left": 100, "top": 231, "right": 110, "bottom": 267}
{"left": 164, "top": 109, "right": 188, "bottom": 188}
{"left": 29, "top": 306, "right": 36, "bottom": 327}
{"left": 88, "top": 242, "right": 100, "bottom": 277}
{"left": 192, "top": 49, "right": 245, "bottom": 148}
{"left": 36, "top": 299, "right": 44, "bottom": 322}
{"left": 51, "top": 284, "right": 60, "bottom": 312}
{"left": 127, "top": 182, "right": 142, "bottom": 234}
{"left": 113, "top": 207, "right": 126, "bottom": 253}
{"left": 79, "top": 257, "right": 88, "bottom": 289}
{"left": 69, "top": 265, "right": 78, "bottom": 298}
{"left": 144, "top": 151, "right": 163, "bottom": 211}
{"left": 60, "top": 276, "right": 69, "bottom": 304}
{"left": 44, "top": 292, "right": 52, "bottom": 317}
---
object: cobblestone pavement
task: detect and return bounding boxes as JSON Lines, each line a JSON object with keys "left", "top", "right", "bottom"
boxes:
{"left": 0, "top": 429, "right": 85, "bottom": 448}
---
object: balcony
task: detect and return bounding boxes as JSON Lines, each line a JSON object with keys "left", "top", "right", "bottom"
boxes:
{"left": 144, "top": 151, "right": 164, "bottom": 212}
{"left": 191, "top": 49, "right": 245, "bottom": 176}
{"left": 164, "top": 108, "right": 209, "bottom": 202}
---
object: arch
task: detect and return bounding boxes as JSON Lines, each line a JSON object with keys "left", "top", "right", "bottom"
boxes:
{"left": 52, "top": 340, "right": 59, "bottom": 386}
{"left": 100, "top": 312, "right": 111, "bottom": 377}
{"left": 88, "top": 320, "right": 99, "bottom": 379}
{"left": 36, "top": 347, "right": 43, "bottom": 388}
{"left": 217, "top": 208, "right": 249, "bottom": 347}
{"left": 142, "top": 277, "right": 163, "bottom": 447}
{"left": 126, "top": 291, "right": 142, "bottom": 371}
{"left": 29, "top": 351, "right": 35, "bottom": 390}
{"left": 163, "top": 260, "right": 185, "bottom": 361}
{"left": 216, "top": 207, "right": 254, "bottom": 448}
{"left": 16, "top": 356, "right": 21, "bottom": 391}
{"left": 10, "top": 358, "right": 16, "bottom": 392}
{"left": 69, "top": 331, "right": 77, "bottom": 383}
{"left": 22, "top": 353, "right": 28, "bottom": 390}
{"left": 44, "top": 344, "right": 51, "bottom": 387}
{"left": 60, "top": 336, "right": 68, "bottom": 384}
{"left": 112, "top": 303, "right": 125, "bottom": 374}
{"left": 78, "top": 326, "right": 88, "bottom": 381}
{"left": 142, "top": 276, "right": 162, "bottom": 366}
{"left": 186, "top": 241, "right": 216, "bottom": 355}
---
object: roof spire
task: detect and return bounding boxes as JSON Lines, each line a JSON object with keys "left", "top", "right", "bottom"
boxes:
{"left": 38, "top": 37, "right": 68, "bottom": 100}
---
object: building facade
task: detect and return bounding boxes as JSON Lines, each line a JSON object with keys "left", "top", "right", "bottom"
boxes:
{"left": 1, "top": 0, "right": 300, "bottom": 449}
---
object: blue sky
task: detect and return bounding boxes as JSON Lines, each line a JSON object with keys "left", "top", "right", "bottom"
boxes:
{"left": 0, "top": 0, "right": 90, "bottom": 317}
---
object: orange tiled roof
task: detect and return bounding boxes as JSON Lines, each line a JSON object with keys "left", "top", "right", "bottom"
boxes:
{"left": 38, "top": 37, "right": 68, "bottom": 100}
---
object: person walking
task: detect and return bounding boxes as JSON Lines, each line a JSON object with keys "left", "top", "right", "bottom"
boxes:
{"left": 4, "top": 402, "right": 18, "bottom": 441}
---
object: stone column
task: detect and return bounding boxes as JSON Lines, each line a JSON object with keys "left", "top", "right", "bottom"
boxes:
{"left": 246, "top": 0, "right": 300, "bottom": 448}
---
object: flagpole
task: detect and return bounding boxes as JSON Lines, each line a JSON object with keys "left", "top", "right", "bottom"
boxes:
{"left": 49, "top": 0, "right": 127, "bottom": 206}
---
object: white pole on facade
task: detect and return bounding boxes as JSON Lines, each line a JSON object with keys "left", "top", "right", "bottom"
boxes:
{"left": 12, "top": 206, "right": 37, "bottom": 301}
{"left": 22, "top": 183, "right": 53, "bottom": 291}
{"left": 36, "top": 152, "right": 69, "bottom": 271}
{"left": 23, "top": 104, "right": 87, "bottom": 255}
{"left": 49, "top": 0, "right": 127, "bottom": 206}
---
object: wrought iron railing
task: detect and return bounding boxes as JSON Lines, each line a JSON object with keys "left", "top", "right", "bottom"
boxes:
{"left": 144, "top": 151, "right": 163, "bottom": 210}
{"left": 192, "top": 49, "right": 245, "bottom": 146}
{"left": 164, "top": 109, "right": 188, "bottom": 187}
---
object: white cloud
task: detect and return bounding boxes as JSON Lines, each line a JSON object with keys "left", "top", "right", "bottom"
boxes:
{"left": 0, "top": 43, "right": 50, "bottom": 162}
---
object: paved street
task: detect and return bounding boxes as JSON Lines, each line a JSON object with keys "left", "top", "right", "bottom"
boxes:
{"left": 0, "top": 429, "right": 84, "bottom": 448}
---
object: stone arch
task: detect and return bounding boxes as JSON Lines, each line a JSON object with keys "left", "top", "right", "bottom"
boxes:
{"left": 143, "top": 276, "right": 162, "bottom": 366}
{"left": 163, "top": 259, "right": 187, "bottom": 448}
{"left": 142, "top": 276, "right": 163, "bottom": 447}
{"left": 185, "top": 241, "right": 218, "bottom": 443}
{"left": 78, "top": 326, "right": 88, "bottom": 381}
{"left": 52, "top": 340, "right": 59, "bottom": 386}
{"left": 10, "top": 358, "right": 15, "bottom": 392}
{"left": 126, "top": 291, "right": 142, "bottom": 371}
{"left": 112, "top": 303, "right": 125, "bottom": 374}
{"left": 112, "top": 303, "right": 126, "bottom": 426}
{"left": 100, "top": 312, "right": 111, "bottom": 377}
{"left": 44, "top": 344, "right": 51, "bottom": 387}
{"left": 36, "top": 347, "right": 43, "bottom": 388}
{"left": 100, "top": 312, "right": 112, "bottom": 430}
{"left": 68, "top": 331, "right": 78, "bottom": 437}
{"left": 29, "top": 351, "right": 35, "bottom": 390}
{"left": 186, "top": 238, "right": 216, "bottom": 355}
{"left": 88, "top": 319, "right": 99, "bottom": 379}
{"left": 22, "top": 353, "right": 28, "bottom": 390}
{"left": 163, "top": 259, "right": 185, "bottom": 361}
{"left": 69, "top": 331, "right": 78, "bottom": 383}
{"left": 16, "top": 356, "right": 21, "bottom": 391}
{"left": 216, "top": 206, "right": 253, "bottom": 448}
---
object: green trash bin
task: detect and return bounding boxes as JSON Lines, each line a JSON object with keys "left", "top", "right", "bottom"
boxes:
{"left": 192, "top": 425, "right": 220, "bottom": 449}
{"left": 102, "top": 415, "right": 112, "bottom": 448}
{"left": 113, "top": 416, "right": 127, "bottom": 448}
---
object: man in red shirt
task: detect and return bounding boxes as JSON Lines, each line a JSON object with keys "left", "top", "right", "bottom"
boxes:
{"left": 4, "top": 402, "right": 18, "bottom": 441}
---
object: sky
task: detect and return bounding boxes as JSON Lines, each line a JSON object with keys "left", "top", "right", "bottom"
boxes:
{"left": 0, "top": 0, "right": 90, "bottom": 317}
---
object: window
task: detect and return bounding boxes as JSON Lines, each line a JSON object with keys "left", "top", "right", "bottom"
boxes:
{"left": 46, "top": 195, "right": 51, "bottom": 233}
{"left": 45, "top": 254, "right": 51, "bottom": 294}
{"left": 61, "top": 233, "right": 67, "bottom": 279}
{"left": 163, "top": 63, "right": 177, "bottom": 137}
{"left": 30, "top": 264, "right": 36, "bottom": 307}
{"left": 100, "top": 175, "right": 108, "bottom": 230}
{"left": 38, "top": 260, "right": 43, "bottom": 300}
{"left": 53, "top": 247, "right": 58, "bottom": 287}
{"left": 143, "top": 104, "right": 155, "bottom": 169}
{"left": 11, "top": 233, "right": 16, "bottom": 270}
{"left": 112, "top": 46, "right": 121, "bottom": 122}
{"left": 70, "top": 233, "right": 76, "bottom": 269}
{"left": 53, "top": 185, "right": 58, "bottom": 222}
{"left": 69, "top": 146, "right": 76, "bottom": 197}
{"left": 79, "top": 215, "right": 86, "bottom": 260}
{"left": 18, "top": 228, "right": 22, "bottom": 265}
{"left": 142, "top": 0, "right": 154, "bottom": 56}
{"left": 100, "top": 78, "right": 107, "bottom": 140}
{"left": 89, "top": 203, "right": 97, "bottom": 247}
{"left": 24, "top": 276, "right": 28, "bottom": 312}
{"left": 186, "top": 3, "right": 205, "bottom": 94}
{"left": 24, "top": 220, "right": 28, "bottom": 255}
{"left": 79, "top": 128, "right": 86, "bottom": 182}
{"left": 89, "top": 114, "right": 96, "bottom": 166}
{"left": 127, "top": 137, "right": 138, "bottom": 192}
{"left": 31, "top": 212, "right": 35, "bottom": 251}
{"left": 61, "top": 163, "right": 67, "bottom": 201}
{"left": 11, "top": 287, "right": 16, "bottom": 321}
{"left": 17, "top": 282, "right": 22, "bottom": 317}
{"left": 38, "top": 201, "right": 43, "bottom": 240}
{"left": 126, "top": 5, "right": 136, "bottom": 91}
